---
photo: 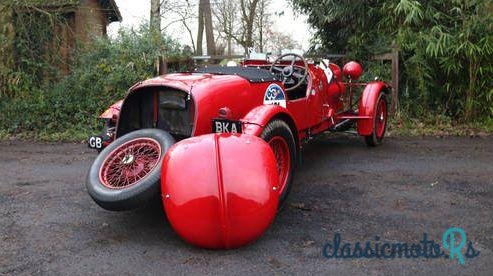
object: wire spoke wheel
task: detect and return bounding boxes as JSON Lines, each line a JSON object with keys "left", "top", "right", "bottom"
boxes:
{"left": 87, "top": 129, "right": 175, "bottom": 211}
{"left": 364, "top": 93, "right": 388, "bottom": 147}
{"left": 99, "top": 138, "right": 162, "bottom": 189}
{"left": 375, "top": 97, "right": 387, "bottom": 139}
{"left": 260, "top": 120, "right": 296, "bottom": 208}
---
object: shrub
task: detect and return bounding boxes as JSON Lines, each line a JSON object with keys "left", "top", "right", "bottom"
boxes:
{"left": 292, "top": 0, "right": 493, "bottom": 123}
{"left": 0, "top": 24, "right": 187, "bottom": 139}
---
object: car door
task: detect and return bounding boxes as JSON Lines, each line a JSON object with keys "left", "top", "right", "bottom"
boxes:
{"left": 303, "top": 67, "right": 330, "bottom": 128}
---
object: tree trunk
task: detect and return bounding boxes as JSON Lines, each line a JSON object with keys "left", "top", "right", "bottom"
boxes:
{"left": 150, "top": 0, "right": 161, "bottom": 33}
{"left": 259, "top": 17, "right": 263, "bottom": 52}
{"left": 240, "top": 0, "right": 259, "bottom": 53}
{"left": 258, "top": 0, "right": 265, "bottom": 53}
{"left": 196, "top": 0, "right": 204, "bottom": 55}
{"left": 183, "top": 23, "right": 196, "bottom": 54}
{"left": 227, "top": 37, "right": 232, "bottom": 56}
{"left": 203, "top": 0, "right": 215, "bottom": 55}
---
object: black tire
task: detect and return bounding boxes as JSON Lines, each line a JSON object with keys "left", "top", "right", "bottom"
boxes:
{"left": 260, "top": 120, "right": 297, "bottom": 208}
{"left": 364, "top": 93, "right": 388, "bottom": 147}
{"left": 86, "top": 129, "right": 175, "bottom": 211}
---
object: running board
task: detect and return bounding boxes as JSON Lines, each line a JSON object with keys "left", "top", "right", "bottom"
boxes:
{"left": 337, "top": 115, "right": 371, "bottom": 119}
{"left": 331, "top": 119, "right": 353, "bottom": 131}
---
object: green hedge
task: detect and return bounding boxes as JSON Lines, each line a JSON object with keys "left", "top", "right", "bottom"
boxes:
{"left": 0, "top": 25, "right": 187, "bottom": 140}
{"left": 292, "top": 0, "right": 493, "bottom": 123}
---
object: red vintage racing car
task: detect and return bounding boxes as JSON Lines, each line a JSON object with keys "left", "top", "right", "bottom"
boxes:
{"left": 86, "top": 53, "right": 389, "bottom": 249}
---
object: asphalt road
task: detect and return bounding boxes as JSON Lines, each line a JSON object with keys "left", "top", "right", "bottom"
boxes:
{"left": 1, "top": 135, "right": 492, "bottom": 275}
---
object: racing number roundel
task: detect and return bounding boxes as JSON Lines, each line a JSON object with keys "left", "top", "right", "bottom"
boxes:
{"left": 263, "top": 84, "right": 286, "bottom": 108}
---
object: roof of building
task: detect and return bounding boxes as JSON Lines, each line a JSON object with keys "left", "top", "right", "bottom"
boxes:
{"left": 16, "top": 0, "right": 122, "bottom": 23}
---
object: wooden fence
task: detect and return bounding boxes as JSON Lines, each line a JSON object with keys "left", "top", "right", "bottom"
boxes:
{"left": 373, "top": 49, "right": 399, "bottom": 114}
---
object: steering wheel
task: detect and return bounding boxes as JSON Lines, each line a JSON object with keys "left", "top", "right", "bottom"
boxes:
{"left": 270, "top": 53, "right": 309, "bottom": 91}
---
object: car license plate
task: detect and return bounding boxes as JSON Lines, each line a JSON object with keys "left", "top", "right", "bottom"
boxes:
{"left": 88, "top": 136, "right": 103, "bottom": 150}
{"left": 212, "top": 119, "right": 242, "bottom": 134}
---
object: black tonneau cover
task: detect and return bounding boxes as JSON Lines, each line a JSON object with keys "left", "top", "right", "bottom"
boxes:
{"left": 195, "top": 65, "right": 279, "bottom": 83}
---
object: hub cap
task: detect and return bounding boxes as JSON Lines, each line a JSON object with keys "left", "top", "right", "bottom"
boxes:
{"left": 122, "top": 154, "right": 134, "bottom": 165}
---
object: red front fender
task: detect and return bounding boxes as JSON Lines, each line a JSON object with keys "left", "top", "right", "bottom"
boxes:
{"left": 357, "top": 82, "right": 389, "bottom": 136}
{"left": 161, "top": 133, "right": 279, "bottom": 249}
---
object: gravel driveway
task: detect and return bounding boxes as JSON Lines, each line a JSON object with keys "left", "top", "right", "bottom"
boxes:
{"left": 1, "top": 135, "right": 492, "bottom": 275}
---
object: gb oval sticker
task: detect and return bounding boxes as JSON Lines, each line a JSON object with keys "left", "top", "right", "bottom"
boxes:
{"left": 263, "top": 84, "right": 286, "bottom": 108}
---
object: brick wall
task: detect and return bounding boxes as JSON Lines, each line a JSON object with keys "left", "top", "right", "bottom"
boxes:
{"left": 74, "top": 0, "right": 109, "bottom": 44}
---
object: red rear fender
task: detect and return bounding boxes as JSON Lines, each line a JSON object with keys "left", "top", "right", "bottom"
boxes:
{"left": 357, "top": 82, "right": 389, "bottom": 136}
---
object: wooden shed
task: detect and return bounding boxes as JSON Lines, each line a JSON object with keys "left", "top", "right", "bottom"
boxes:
{"left": 0, "top": 0, "right": 121, "bottom": 76}
{"left": 15, "top": 0, "right": 121, "bottom": 40}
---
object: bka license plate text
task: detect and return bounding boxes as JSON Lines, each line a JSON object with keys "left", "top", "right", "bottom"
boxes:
{"left": 212, "top": 119, "right": 242, "bottom": 133}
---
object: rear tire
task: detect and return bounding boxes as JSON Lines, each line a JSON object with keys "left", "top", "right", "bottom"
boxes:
{"left": 364, "top": 93, "right": 387, "bottom": 147}
{"left": 260, "top": 120, "right": 297, "bottom": 208}
{"left": 86, "top": 129, "right": 175, "bottom": 211}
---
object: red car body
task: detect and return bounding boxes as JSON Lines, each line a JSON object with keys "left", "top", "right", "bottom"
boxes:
{"left": 87, "top": 55, "right": 390, "bottom": 249}
{"left": 98, "top": 60, "right": 387, "bottom": 147}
